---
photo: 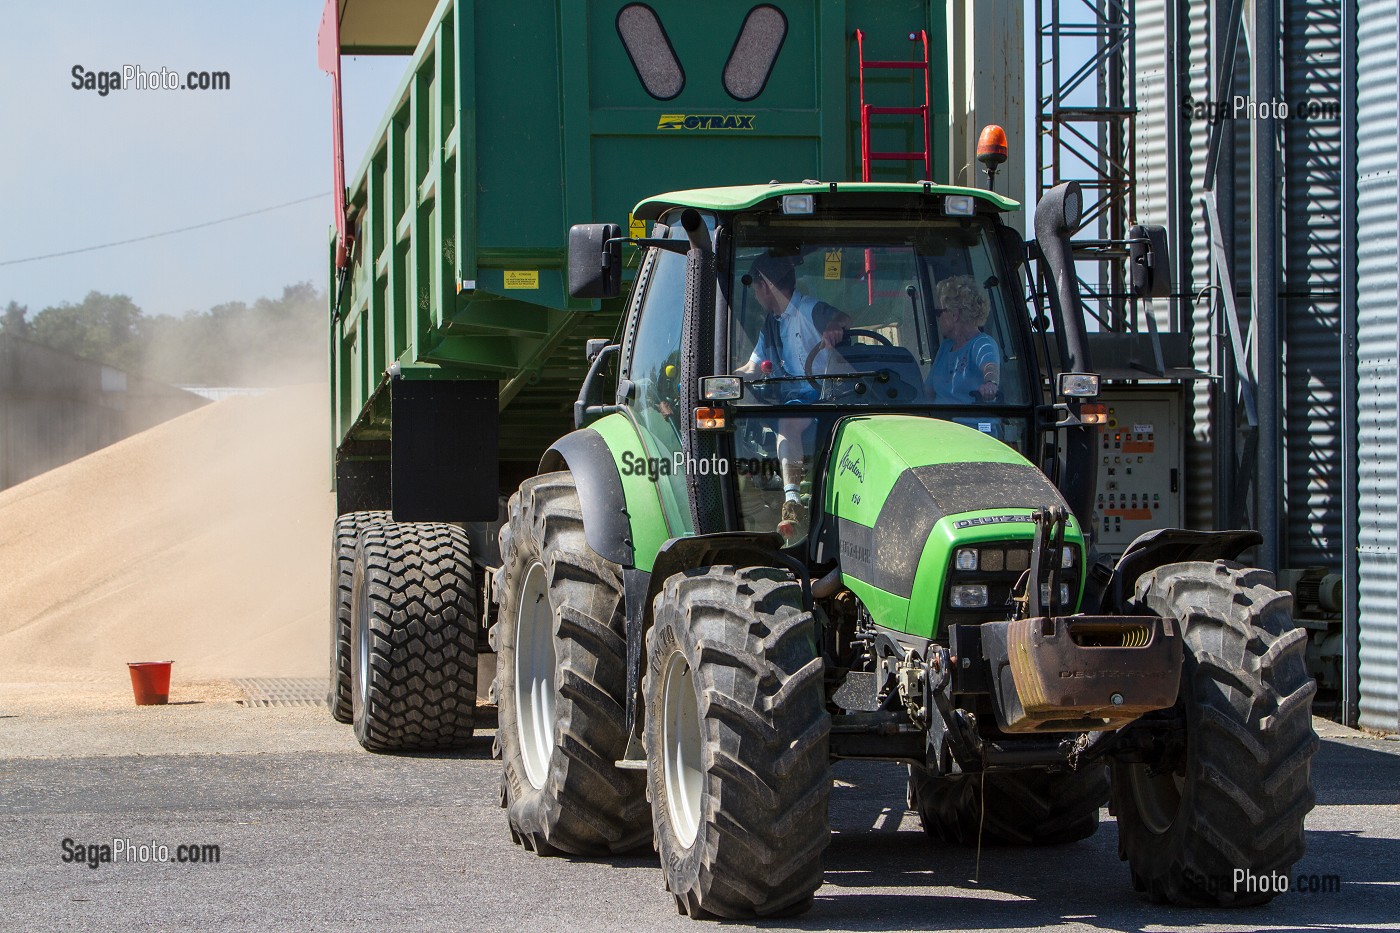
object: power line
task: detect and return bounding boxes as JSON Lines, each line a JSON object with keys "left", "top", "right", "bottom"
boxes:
{"left": 0, "top": 193, "right": 331, "bottom": 268}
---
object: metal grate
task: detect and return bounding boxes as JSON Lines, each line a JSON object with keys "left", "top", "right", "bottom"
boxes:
{"left": 233, "top": 677, "right": 329, "bottom": 708}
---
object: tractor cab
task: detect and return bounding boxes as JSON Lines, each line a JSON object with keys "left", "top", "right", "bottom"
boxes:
{"left": 574, "top": 182, "right": 1045, "bottom": 550}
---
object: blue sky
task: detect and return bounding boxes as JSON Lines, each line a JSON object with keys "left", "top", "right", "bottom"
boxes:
{"left": 0, "top": 1, "right": 401, "bottom": 317}
{"left": 0, "top": 2, "right": 1046, "bottom": 319}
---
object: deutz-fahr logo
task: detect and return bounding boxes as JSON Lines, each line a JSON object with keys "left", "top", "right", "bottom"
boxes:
{"left": 657, "top": 113, "right": 756, "bottom": 131}
{"left": 838, "top": 444, "right": 866, "bottom": 484}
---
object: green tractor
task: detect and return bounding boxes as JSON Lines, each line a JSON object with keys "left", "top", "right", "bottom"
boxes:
{"left": 489, "top": 180, "right": 1317, "bottom": 918}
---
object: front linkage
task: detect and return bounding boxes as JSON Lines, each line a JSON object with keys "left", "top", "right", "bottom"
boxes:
{"left": 833, "top": 507, "right": 1185, "bottom": 780}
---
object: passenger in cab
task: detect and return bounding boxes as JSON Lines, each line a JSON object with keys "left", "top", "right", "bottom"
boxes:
{"left": 927, "top": 275, "right": 1001, "bottom": 404}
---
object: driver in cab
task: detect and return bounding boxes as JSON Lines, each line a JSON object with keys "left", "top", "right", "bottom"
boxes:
{"left": 734, "top": 254, "right": 848, "bottom": 539}
{"left": 734, "top": 254, "right": 846, "bottom": 393}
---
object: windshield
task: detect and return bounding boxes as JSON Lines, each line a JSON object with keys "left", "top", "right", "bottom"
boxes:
{"left": 729, "top": 212, "right": 1031, "bottom": 409}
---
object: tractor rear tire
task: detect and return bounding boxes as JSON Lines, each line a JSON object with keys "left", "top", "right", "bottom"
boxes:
{"left": 329, "top": 510, "right": 389, "bottom": 722}
{"left": 908, "top": 765, "right": 1109, "bottom": 846}
{"left": 1111, "top": 560, "right": 1317, "bottom": 906}
{"left": 645, "top": 565, "right": 831, "bottom": 919}
{"left": 350, "top": 522, "right": 478, "bottom": 751}
{"left": 495, "top": 472, "right": 650, "bottom": 856}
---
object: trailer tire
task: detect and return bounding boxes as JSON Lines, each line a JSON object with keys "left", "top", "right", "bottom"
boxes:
{"left": 329, "top": 510, "right": 389, "bottom": 722}
{"left": 350, "top": 522, "right": 478, "bottom": 751}
{"left": 645, "top": 565, "right": 831, "bottom": 919}
{"left": 495, "top": 472, "right": 650, "bottom": 856}
{"left": 908, "top": 765, "right": 1109, "bottom": 846}
{"left": 1111, "top": 560, "right": 1317, "bottom": 906}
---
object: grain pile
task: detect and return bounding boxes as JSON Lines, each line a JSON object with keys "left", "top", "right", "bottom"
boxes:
{"left": 0, "top": 384, "right": 334, "bottom": 698}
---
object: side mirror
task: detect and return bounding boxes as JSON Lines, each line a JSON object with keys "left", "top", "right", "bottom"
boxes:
{"left": 1128, "top": 224, "right": 1171, "bottom": 299}
{"left": 567, "top": 223, "right": 622, "bottom": 300}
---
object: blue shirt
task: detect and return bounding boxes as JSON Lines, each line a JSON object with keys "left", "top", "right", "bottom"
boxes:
{"left": 749, "top": 292, "right": 824, "bottom": 376}
{"left": 928, "top": 332, "right": 999, "bottom": 404}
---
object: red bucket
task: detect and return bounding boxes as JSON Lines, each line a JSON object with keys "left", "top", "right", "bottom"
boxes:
{"left": 127, "top": 661, "right": 173, "bottom": 705}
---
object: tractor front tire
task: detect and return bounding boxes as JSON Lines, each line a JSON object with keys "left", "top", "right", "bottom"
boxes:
{"left": 329, "top": 510, "right": 389, "bottom": 722}
{"left": 1111, "top": 560, "right": 1318, "bottom": 906}
{"left": 350, "top": 522, "right": 478, "bottom": 751}
{"left": 909, "top": 765, "right": 1109, "bottom": 846}
{"left": 645, "top": 565, "right": 831, "bottom": 919}
{"left": 495, "top": 472, "right": 650, "bottom": 856}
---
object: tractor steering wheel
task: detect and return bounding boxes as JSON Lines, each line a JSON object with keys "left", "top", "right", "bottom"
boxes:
{"left": 803, "top": 340, "right": 918, "bottom": 403}
{"left": 802, "top": 328, "right": 895, "bottom": 390}
{"left": 845, "top": 328, "right": 893, "bottom": 347}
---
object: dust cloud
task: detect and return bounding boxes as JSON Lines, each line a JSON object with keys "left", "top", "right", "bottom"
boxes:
{"left": 0, "top": 383, "right": 335, "bottom": 696}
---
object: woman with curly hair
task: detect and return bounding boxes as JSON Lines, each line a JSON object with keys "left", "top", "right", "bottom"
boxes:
{"left": 927, "top": 275, "right": 1001, "bottom": 404}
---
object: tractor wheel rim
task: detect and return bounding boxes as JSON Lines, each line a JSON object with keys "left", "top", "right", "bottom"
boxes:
{"left": 1129, "top": 764, "right": 1185, "bottom": 835}
{"left": 355, "top": 579, "right": 370, "bottom": 712}
{"left": 661, "top": 652, "right": 704, "bottom": 848}
{"left": 515, "top": 560, "right": 555, "bottom": 790}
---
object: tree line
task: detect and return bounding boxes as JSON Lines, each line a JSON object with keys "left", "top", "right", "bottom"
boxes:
{"left": 0, "top": 284, "right": 325, "bottom": 386}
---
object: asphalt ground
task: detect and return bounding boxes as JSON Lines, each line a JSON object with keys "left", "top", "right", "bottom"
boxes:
{"left": 2, "top": 699, "right": 1397, "bottom": 933}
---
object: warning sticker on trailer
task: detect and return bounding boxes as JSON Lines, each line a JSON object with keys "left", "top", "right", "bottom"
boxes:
{"left": 629, "top": 213, "right": 646, "bottom": 239}
{"left": 504, "top": 271, "right": 539, "bottom": 290}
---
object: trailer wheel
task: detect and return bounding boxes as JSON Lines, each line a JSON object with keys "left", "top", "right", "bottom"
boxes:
{"left": 645, "top": 565, "right": 831, "bottom": 919}
{"left": 908, "top": 765, "right": 1109, "bottom": 846}
{"left": 350, "top": 522, "right": 478, "bottom": 751}
{"left": 329, "top": 510, "right": 389, "bottom": 722}
{"left": 1111, "top": 560, "right": 1317, "bottom": 906}
{"left": 495, "top": 472, "right": 649, "bottom": 856}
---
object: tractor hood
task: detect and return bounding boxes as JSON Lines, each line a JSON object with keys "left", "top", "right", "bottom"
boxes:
{"left": 821, "top": 415, "right": 1083, "bottom": 641}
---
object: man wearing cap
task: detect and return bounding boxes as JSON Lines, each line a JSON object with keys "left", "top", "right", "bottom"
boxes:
{"left": 734, "top": 254, "right": 846, "bottom": 539}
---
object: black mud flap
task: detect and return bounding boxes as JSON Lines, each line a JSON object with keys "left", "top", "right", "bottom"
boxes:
{"left": 391, "top": 378, "right": 499, "bottom": 522}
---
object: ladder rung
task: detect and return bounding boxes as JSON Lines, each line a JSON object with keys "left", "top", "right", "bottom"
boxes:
{"left": 863, "top": 60, "right": 927, "bottom": 70}
{"left": 866, "top": 106, "right": 925, "bottom": 116}
{"left": 870, "top": 151, "right": 927, "bottom": 161}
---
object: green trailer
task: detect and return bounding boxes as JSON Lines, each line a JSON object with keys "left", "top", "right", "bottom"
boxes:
{"left": 322, "top": 0, "right": 952, "bottom": 517}
{"left": 319, "top": 0, "right": 956, "bottom": 729}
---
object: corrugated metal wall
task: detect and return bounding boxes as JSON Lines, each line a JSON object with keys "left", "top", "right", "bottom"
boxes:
{"left": 1355, "top": 0, "right": 1399, "bottom": 733}
{"left": 1135, "top": 2, "right": 1347, "bottom": 560}
{"left": 1282, "top": 0, "right": 1345, "bottom": 568}
{"left": 1184, "top": 0, "right": 1219, "bottom": 533}
{"left": 1139, "top": 0, "right": 1251, "bottom": 534}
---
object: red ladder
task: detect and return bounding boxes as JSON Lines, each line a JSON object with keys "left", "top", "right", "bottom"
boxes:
{"left": 855, "top": 29, "right": 932, "bottom": 303}
{"left": 855, "top": 29, "right": 932, "bottom": 182}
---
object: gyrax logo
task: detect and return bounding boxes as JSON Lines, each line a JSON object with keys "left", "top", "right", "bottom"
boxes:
{"left": 657, "top": 114, "right": 756, "bottom": 131}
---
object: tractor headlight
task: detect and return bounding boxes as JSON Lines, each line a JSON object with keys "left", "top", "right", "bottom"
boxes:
{"left": 950, "top": 584, "right": 989, "bottom": 609}
{"left": 1040, "top": 582, "right": 1072, "bottom": 607}
{"left": 1061, "top": 546, "right": 1076, "bottom": 569}
{"left": 955, "top": 548, "right": 979, "bottom": 571}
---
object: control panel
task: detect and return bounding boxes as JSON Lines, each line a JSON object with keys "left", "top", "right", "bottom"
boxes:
{"left": 1093, "top": 387, "right": 1185, "bottom": 556}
